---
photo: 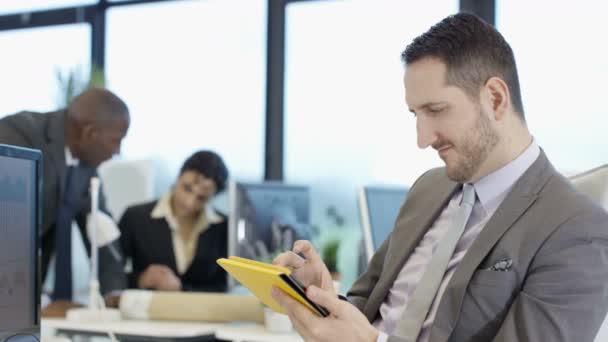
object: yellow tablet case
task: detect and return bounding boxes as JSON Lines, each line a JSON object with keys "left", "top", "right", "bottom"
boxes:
{"left": 217, "top": 256, "right": 321, "bottom": 315}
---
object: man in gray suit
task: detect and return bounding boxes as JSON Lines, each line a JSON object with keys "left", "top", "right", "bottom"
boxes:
{"left": 0, "top": 88, "right": 129, "bottom": 313}
{"left": 272, "top": 13, "right": 608, "bottom": 342}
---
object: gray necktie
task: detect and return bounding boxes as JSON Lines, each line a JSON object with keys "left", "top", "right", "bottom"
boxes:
{"left": 393, "top": 183, "right": 476, "bottom": 341}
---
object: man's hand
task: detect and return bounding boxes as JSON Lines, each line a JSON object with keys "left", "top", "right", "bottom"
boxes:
{"left": 273, "top": 240, "right": 335, "bottom": 294}
{"left": 138, "top": 264, "right": 182, "bottom": 291}
{"left": 272, "top": 285, "right": 379, "bottom": 342}
{"left": 104, "top": 291, "right": 122, "bottom": 308}
{"left": 41, "top": 300, "right": 83, "bottom": 318}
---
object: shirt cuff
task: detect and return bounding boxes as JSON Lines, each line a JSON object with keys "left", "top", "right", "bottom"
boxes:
{"left": 376, "top": 331, "right": 389, "bottom": 342}
{"left": 41, "top": 293, "right": 51, "bottom": 309}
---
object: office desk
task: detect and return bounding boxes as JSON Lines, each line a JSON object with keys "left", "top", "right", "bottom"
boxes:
{"left": 42, "top": 319, "right": 303, "bottom": 342}
{"left": 215, "top": 324, "right": 303, "bottom": 342}
{"left": 42, "top": 318, "right": 220, "bottom": 341}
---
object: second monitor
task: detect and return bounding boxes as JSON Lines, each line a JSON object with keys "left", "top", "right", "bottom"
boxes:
{"left": 358, "top": 186, "right": 408, "bottom": 262}
{"left": 228, "top": 181, "right": 311, "bottom": 288}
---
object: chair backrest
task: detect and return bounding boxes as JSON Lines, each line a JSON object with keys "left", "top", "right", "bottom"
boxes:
{"left": 569, "top": 164, "right": 608, "bottom": 342}
{"left": 98, "top": 159, "right": 157, "bottom": 220}
{"left": 569, "top": 164, "right": 608, "bottom": 210}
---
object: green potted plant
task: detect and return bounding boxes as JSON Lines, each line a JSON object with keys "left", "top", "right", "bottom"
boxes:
{"left": 317, "top": 205, "right": 346, "bottom": 281}
{"left": 55, "top": 64, "right": 105, "bottom": 107}
{"left": 320, "top": 237, "right": 341, "bottom": 280}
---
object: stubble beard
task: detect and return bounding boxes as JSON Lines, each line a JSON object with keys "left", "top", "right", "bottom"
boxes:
{"left": 446, "top": 108, "right": 500, "bottom": 183}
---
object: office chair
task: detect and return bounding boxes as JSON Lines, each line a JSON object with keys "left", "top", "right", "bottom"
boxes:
{"left": 569, "top": 164, "right": 608, "bottom": 342}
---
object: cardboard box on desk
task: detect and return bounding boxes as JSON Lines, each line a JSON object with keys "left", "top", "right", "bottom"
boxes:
{"left": 120, "top": 290, "right": 265, "bottom": 323}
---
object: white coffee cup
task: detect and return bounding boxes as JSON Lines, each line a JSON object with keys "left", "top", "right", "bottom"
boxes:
{"left": 264, "top": 307, "right": 293, "bottom": 333}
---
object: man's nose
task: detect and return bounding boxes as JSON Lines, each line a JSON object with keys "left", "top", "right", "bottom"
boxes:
{"left": 416, "top": 116, "right": 437, "bottom": 149}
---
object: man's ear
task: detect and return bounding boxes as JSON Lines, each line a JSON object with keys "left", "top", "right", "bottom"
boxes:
{"left": 483, "top": 77, "right": 510, "bottom": 121}
{"left": 80, "top": 123, "right": 98, "bottom": 142}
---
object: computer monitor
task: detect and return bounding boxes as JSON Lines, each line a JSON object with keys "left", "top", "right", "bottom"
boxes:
{"left": 358, "top": 186, "right": 408, "bottom": 261}
{"left": 228, "top": 181, "right": 311, "bottom": 288}
{"left": 0, "top": 144, "right": 41, "bottom": 341}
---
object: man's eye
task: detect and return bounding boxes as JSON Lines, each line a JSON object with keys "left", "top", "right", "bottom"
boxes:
{"left": 427, "top": 107, "right": 446, "bottom": 116}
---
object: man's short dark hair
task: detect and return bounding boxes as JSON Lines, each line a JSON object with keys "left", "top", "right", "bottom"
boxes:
{"left": 180, "top": 150, "right": 229, "bottom": 194}
{"left": 401, "top": 13, "right": 525, "bottom": 119}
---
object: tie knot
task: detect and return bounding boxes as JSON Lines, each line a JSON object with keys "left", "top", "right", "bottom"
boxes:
{"left": 461, "top": 183, "right": 475, "bottom": 206}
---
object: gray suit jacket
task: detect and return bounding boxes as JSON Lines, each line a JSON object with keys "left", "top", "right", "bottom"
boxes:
{"left": 0, "top": 110, "right": 126, "bottom": 295}
{"left": 348, "top": 152, "right": 608, "bottom": 341}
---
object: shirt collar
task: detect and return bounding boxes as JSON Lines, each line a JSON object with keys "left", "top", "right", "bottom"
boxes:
{"left": 472, "top": 137, "right": 540, "bottom": 212}
{"left": 64, "top": 147, "right": 80, "bottom": 167}
{"left": 150, "top": 192, "right": 224, "bottom": 231}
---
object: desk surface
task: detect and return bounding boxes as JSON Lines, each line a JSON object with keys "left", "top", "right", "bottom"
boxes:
{"left": 215, "top": 323, "right": 303, "bottom": 342}
{"left": 43, "top": 318, "right": 220, "bottom": 339}
{"left": 42, "top": 318, "right": 302, "bottom": 342}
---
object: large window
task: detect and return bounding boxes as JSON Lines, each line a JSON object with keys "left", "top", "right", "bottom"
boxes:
{"left": 0, "top": 24, "right": 91, "bottom": 117}
{"left": 285, "top": 0, "right": 458, "bottom": 232}
{"left": 0, "top": 0, "right": 96, "bottom": 15}
{"left": 106, "top": 0, "right": 267, "bottom": 185}
{"left": 497, "top": 0, "right": 608, "bottom": 174}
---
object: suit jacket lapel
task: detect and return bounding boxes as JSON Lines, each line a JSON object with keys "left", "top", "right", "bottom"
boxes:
{"left": 159, "top": 224, "right": 179, "bottom": 272}
{"left": 364, "top": 171, "right": 459, "bottom": 320}
{"left": 429, "top": 151, "right": 554, "bottom": 342}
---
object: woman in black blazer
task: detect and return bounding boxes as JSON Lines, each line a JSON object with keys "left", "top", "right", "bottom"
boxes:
{"left": 119, "top": 150, "right": 229, "bottom": 292}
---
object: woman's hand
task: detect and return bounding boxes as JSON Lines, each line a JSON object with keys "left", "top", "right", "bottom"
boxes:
{"left": 138, "top": 264, "right": 182, "bottom": 291}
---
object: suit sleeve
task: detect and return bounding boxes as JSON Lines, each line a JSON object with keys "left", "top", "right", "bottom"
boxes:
{"left": 0, "top": 115, "right": 34, "bottom": 147}
{"left": 347, "top": 234, "right": 391, "bottom": 312}
{"left": 350, "top": 237, "right": 411, "bottom": 342}
{"left": 491, "top": 209, "right": 608, "bottom": 342}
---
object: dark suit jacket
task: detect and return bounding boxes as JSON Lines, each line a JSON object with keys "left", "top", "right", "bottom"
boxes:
{"left": 348, "top": 151, "right": 608, "bottom": 342}
{"left": 119, "top": 200, "right": 228, "bottom": 292}
{"left": 0, "top": 110, "right": 126, "bottom": 295}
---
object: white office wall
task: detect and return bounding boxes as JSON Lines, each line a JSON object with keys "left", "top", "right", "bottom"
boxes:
{"left": 106, "top": 0, "right": 267, "bottom": 190}
{"left": 0, "top": 24, "right": 91, "bottom": 117}
{"left": 284, "top": 0, "right": 458, "bottom": 233}
{"left": 497, "top": 0, "right": 608, "bottom": 175}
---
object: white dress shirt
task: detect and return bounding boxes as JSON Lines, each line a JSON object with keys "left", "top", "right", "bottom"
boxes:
{"left": 375, "top": 139, "right": 540, "bottom": 342}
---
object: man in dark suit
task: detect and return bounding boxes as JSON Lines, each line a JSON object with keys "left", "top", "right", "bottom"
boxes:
{"left": 272, "top": 13, "right": 608, "bottom": 342}
{"left": 0, "top": 88, "right": 129, "bottom": 313}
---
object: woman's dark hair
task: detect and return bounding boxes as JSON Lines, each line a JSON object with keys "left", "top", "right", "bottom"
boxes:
{"left": 180, "top": 150, "right": 229, "bottom": 194}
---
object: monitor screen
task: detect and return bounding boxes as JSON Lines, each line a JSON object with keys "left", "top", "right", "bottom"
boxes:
{"left": 228, "top": 181, "right": 310, "bottom": 287}
{"left": 359, "top": 186, "right": 408, "bottom": 261}
{"left": 0, "top": 144, "right": 40, "bottom": 337}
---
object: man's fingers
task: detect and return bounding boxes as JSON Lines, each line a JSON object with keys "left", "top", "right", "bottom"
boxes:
{"left": 272, "top": 286, "right": 315, "bottom": 319}
{"left": 307, "top": 285, "right": 343, "bottom": 316}
{"left": 273, "top": 251, "right": 306, "bottom": 269}
{"left": 292, "top": 240, "right": 322, "bottom": 264}
{"left": 271, "top": 286, "right": 297, "bottom": 312}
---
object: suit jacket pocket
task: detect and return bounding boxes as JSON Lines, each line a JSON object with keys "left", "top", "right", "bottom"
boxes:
{"left": 468, "top": 269, "right": 518, "bottom": 287}
{"left": 450, "top": 270, "right": 520, "bottom": 341}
